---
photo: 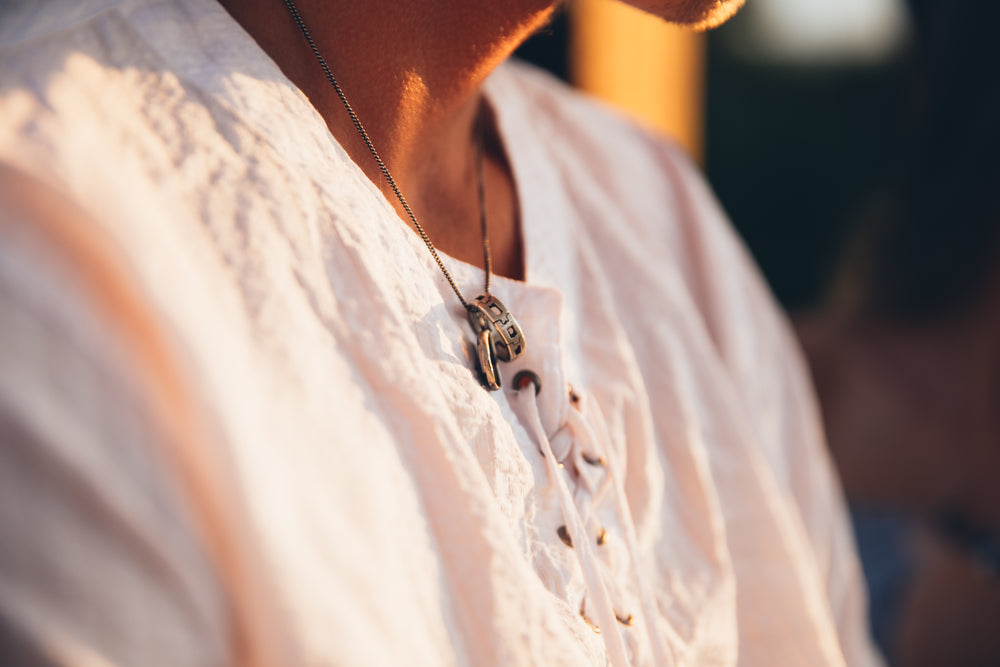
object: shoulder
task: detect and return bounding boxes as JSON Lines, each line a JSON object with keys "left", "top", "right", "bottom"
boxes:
{"left": 491, "top": 58, "right": 730, "bottom": 255}
{"left": 0, "top": 0, "right": 120, "bottom": 46}
{"left": 493, "top": 58, "right": 821, "bottom": 484}
{"left": 0, "top": 162, "right": 237, "bottom": 666}
{"left": 492, "top": 59, "right": 779, "bottom": 362}
{"left": 0, "top": 0, "right": 185, "bottom": 192}
{"left": 489, "top": 59, "right": 724, "bottom": 288}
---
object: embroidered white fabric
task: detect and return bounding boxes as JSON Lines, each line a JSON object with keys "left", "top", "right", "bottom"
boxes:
{"left": 0, "top": 1, "right": 882, "bottom": 665}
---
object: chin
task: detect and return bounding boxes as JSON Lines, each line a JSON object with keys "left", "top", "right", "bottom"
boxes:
{"left": 619, "top": 0, "right": 746, "bottom": 30}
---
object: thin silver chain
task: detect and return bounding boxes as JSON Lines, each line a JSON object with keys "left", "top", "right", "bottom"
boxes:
{"left": 475, "top": 118, "right": 492, "bottom": 296}
{"left": 281, "top": 0, "right": 491, "bottom": 311}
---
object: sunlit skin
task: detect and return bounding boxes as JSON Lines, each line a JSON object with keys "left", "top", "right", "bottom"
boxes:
{"left": 625, "top": 0, "right": 744, "bottom": 30}
{"left": 218, "top": 0, "right": 743, "bottom": 280}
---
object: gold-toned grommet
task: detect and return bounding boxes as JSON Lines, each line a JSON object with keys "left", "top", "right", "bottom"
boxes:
{"left": 596, "top": 528, "right": 608, "bottom": 546}
{"left": 582, "top": 453, "right": 606, "bottom": 467}
{"left": 557, "top": 525, "right": 573, "bottom": 548}
{"left": 615, "top": 612, "right": 634, "bottom": 627}
{"left": 568, "top": 385, "right": 581, "bottom": 407}
{"left": 580, "top": 599, "right": 601, "bottom": 634}
{"left": 513, "top": 370, "right": 541, "bottom": 395}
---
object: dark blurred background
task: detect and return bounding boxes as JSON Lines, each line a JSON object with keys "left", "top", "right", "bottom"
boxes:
{"left": 518, "top": 1, "right": 1000, "bottom": 664}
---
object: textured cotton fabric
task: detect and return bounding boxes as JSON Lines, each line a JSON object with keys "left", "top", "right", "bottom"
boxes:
{"left": 0, "top": 1, "right": 881, "bottom": 665}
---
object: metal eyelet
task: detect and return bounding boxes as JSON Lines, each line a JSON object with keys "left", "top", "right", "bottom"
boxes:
{"left": 568, "top": 385, "right": 581, "bottom": 408}
{"left": 513, "top": 369, "right": 541, "bottom": 395}
{"left": 557, "top": 525, "right": 573, "bottom": 548}
{"left": 580, "top": 599, "right": 601, "bottom": 634}
{"left": 596, "top": 528, "right": 608, "bottom": 546}
{"left": 615, "top": 611, "right": 634, "bottom": 627}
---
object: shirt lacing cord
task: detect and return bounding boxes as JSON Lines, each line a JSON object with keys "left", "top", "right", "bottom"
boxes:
{"left": 511, "top": 372, "right": 672, "bottom": 667}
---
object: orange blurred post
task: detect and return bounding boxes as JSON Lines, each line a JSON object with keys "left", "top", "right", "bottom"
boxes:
{"left": 570, "top": 0, "right": 707, "bottom": 163}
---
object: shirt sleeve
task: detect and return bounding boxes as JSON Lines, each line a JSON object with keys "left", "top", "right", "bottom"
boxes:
{"left": 0, "top": 179, "right": 231, "bottom": 666}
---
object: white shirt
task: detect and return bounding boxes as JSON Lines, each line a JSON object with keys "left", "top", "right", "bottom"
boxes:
{"left": 0, "top": 1, "right": 881, "bottom": 665}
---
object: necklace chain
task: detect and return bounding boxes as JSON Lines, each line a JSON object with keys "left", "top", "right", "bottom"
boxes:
{"left": 281, "top": 0, "right": 490, "bottom": 310}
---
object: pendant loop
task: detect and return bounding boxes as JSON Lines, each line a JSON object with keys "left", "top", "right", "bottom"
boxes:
{"left": 476, "top": 329, "right": 502, "bottom": 391}
{"left": 467, "top": 294, "right": 526, "bottom": 362}
{"left": 467, "top": 294, "right": 526, "bottom": 392}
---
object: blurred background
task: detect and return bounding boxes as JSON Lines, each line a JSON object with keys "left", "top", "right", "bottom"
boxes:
{"left": 518, "top": 1, "right": 1000, "bottom": 664}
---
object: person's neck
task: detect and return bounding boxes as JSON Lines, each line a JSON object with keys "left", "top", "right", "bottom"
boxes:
{"left": 219, "top": 0, "right": 556, "bottom": 279}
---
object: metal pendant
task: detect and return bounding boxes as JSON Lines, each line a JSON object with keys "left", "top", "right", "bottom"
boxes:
{"left": 476, "top": 328, "right": 501, "bottom": 390}
{"left": 467, "top": 294, "right": 526, "bottom": 391}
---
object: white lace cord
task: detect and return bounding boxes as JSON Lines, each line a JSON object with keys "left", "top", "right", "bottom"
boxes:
{"left": 567, "top": 430, "right": 614, "bottom": 504}
{"left": 567, "top": 405, "right": 676, "bottom": 666}
{"left": 554, "top": 424, "right": 611, "bottom": 526}
{"left": 512, "top": 384, "right": 632, "bottom": 667}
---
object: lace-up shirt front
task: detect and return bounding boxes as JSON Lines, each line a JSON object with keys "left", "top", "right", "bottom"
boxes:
{"left": 0, "top": 1, "right": 881, "bottom": 665}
